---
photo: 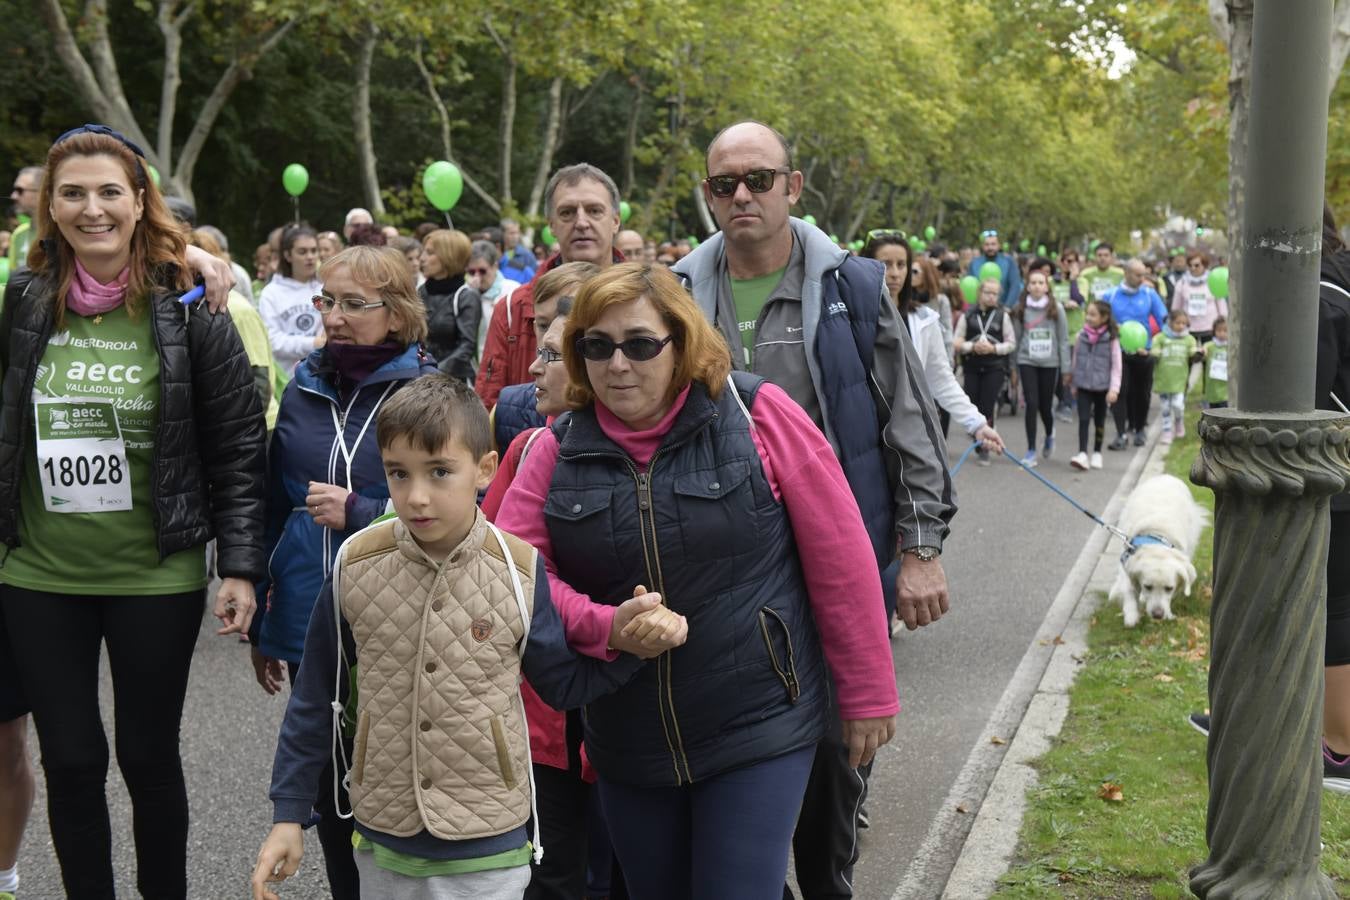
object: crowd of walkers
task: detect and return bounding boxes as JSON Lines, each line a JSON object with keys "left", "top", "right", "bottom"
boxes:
{"left": 0, "top": 118, "right": 1234, "bottom": 900}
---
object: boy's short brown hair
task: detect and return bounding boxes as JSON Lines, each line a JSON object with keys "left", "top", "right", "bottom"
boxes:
{"left": 532, "top": 262, "right": 599, "bottom": 314}
{"left": 376, "top": 374, "right": 492, "bottom": 460}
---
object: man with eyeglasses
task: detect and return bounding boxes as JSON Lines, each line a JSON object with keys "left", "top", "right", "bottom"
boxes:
{"left": 673, "top": 120, "right": 954, "bottom": 900}
{"left": 475, "top": 164, "right": 624, "bottom": 408}
{"left": 6, "top": 166, "right": 43, "bottom": 272}
{"left": 967, "top": 228, "right": 1023, "bottom": 307}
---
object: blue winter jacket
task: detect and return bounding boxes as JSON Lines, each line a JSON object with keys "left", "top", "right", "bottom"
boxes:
{"left": 253, "top": 343, "right": 436, "bottom": 663}
{"left": 1107, "top": 283, "right": 1170, "bottom": 350}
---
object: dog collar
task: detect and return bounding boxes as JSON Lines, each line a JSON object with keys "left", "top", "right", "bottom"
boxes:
{"left": 1120, "top": 533, "right": 1175, "bottom": 566}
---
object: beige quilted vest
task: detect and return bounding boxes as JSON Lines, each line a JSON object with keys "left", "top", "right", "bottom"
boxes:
{"left": 336, "top": 512, "right": 536, "bottom": 840}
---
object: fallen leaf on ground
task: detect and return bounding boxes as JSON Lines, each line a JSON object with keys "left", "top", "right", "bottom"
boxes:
{"left": 991, "top": 735, "right": 1007, "bottom": 745}
{"left": 956, "top": 803, "right": 969, "bottom": 814}
{"left": 1098, "top": 782, "right": 1124, "bottom": 802}
{"left": 1155, "top": 673, "right": 1175, "bottom": 683}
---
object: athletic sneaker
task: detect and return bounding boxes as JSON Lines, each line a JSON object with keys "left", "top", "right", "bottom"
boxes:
{"left": 1108, "top": 434, "right": 1128, "bottom": 451}
{"left": 1021, "top": 450, "right": 1039, "bottom": 468}
{"left": 977, "top": 447, "right": 991, "bottom": 467}
{"left": 1161, "top": 425, "right": 1173, "bottom": 445}
{"left": 1056, "top": 402, "right": 1074, "bottom": 423}
{"left": 1090, "top": 452, "right": 1103, "bottom": 469}
{"left": 1325, "top": 741, "right": 1350, "bottom": 794}
{"left": 857, "top": 804, "right": 871, "bottom": 829}
{"left": 1134, "top": 430, "right": 1147, "bottom": 447}
{"left": 1070, "top": 451, "right": 1089, "bottom": 470}
{"left": 1042, "top": 432, "right": 1055, "bottom": 460}
{"left": 1188, "top": 712, "right": 1210, "bottom": 737}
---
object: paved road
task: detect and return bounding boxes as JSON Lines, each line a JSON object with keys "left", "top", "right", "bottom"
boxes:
{"left": 16, "top": 422, "right": 1143, "bottom": 899}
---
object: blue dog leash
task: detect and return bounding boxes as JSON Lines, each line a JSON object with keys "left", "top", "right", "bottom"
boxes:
{"left": 995, "top": 447, "right": 1132, "bottom": 544}
{"left": 949, "top": 441, "right": 981, "bottom": 477}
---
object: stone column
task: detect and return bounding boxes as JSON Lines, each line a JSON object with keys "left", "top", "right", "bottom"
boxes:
{"left": 1189, "top": 414, "right": 1350, "bottom": 898}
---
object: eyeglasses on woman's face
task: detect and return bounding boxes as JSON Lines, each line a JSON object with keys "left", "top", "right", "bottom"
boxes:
{"left": 312, "top": 294, "right": 387, "bottom": 315}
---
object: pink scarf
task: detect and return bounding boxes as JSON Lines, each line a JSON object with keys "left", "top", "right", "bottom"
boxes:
{"left": 67, "top": 260, "right": 130, "bottom": 317}
{"left": 1081, "top": 323, "right": 1108, "bottom": 346}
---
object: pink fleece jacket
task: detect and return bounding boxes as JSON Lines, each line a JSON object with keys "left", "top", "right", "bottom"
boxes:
{"left": 495, "top": 380, "right": 900, "bottom": 722}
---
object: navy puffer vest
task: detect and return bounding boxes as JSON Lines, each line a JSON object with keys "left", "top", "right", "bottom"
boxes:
{"left": 493, "top": 382, "right": 546, "bottom": 453}
{"left": 545, "top": 372, "right": 827, "bottom": 787}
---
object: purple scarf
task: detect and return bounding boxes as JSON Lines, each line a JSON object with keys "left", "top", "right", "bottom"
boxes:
{"left": 325, "top": 340, "right": 405, "bottom": 404}
{"left": 67, "top": 260, "right": 130, "bottom": 317}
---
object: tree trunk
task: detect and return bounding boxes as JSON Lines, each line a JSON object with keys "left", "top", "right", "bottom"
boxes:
{"left": 155, "top": 1, "right": 192, "bottom": 174}
{"left": 622, "top": 80, "right": 644, "bottom": 197}
{"left": 844, "top": 179, "right": 881, "bottom": 243}
{"left": 352, "top": 23, "right": 385, "bottom": 217}
{"left": 412, "top": 38, "right": 500, "bottom": 215}
{"left": 525, "top": 76, "right": 565, "bottom": 219}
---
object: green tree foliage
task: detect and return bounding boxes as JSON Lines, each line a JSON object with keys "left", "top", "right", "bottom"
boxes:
{"left": 3, "top": 0, "right": 1343, "bottom": 261}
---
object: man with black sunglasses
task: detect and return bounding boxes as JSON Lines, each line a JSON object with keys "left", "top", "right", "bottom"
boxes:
{"left": 674, "top": 120, "right": 955, "bottom": 900}
{"left": 6, "top": 166, "right": 42, "bottom": 274}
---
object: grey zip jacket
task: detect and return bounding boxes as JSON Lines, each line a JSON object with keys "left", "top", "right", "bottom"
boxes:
{"left": 672, "top": 218, "right": 955, "bottom": 552}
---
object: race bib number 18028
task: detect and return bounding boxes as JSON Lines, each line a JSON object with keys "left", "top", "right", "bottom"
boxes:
{"left": 33, "top": 398, "right": 132, "bottom": 513}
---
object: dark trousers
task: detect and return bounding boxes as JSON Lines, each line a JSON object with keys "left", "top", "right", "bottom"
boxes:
{"left": 1018, "top": 364, "right": 1058, "bottom": 450}
{"left": 964, "top": 363, "right": 1005, "bottom": 425}
{"left": 785, "top": 734, "right": 867, "bottom": 900}
{"left": 287, "top": 661, "right": 359, "bottom": 900}
{"left": 1, "top": 586, "right": 203, "bottom": 900}
{"left": 599, "top": 747, "right": 813, "bottom": 900}
{"left": 1077, "top": 389, "right": 1109, "bottom": 453}
{"left": 1112, "top": 354, "right": 1156, "bottom": 435}
{"left": 527, "top": 710, "right": 627, "bottom": 900}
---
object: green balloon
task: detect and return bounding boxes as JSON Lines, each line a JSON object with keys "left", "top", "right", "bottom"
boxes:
{"left": 1037, "top": 244, "right": 1047, "bottom": 257}
{"left": 1090, "top": 239, "right": 1101, "bottom": 251}
{"left": 829, "top": 233, "right": 839, "bottom": 243}
{"left": 282, "top": 163, "right": 309, "bottom": 197}
{"left": 1119, "top": 320, "right": 1148, "bottom": 353}
{"left": 687, "top": 235, "right": 700, "bottom": 249}
{"left": 924, "top": 225, "right": 936, "bottom": 241}
{"left": 1019, "top": 238, "right": 1031, "bottom": 252}
{"left": 803, "top": 215, "right": 817, "bottom": 226}
{"left": 915, "top": 240, "right": 927, "bottom": 252}
{"left": 978, "top": 261, "right": 1002, "bottom": 282}
{"left": 850, "top": 239, "right": 864, "bottom": 252}
{"left": 0, "top": 257, "right": 9, "bottom": 286}
{"left": 620, "top": 201, "right": 632, "bottom": 223}
{"left": 959, "top": 275, "right": 979, "bottom": 304}
{"left": 1208, "top": 266, "right": 1230, "bottom": 299}
{"left": 540, "top": 225, "right": 555, "bottom": 246}
{"left": 148, "top": 165, "right": 161, "bottom": 188}
{"left": 422, "top": 161, "right": 463, "bottom": 212}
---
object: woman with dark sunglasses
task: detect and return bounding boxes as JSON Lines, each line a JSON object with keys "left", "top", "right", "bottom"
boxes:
{"left": 249, "top": 245, "right": 436, "bottom": 899}
{"left": 1171, "top": 250, "right": 1227, "bottom": 344}
{"left": 496, "top": 262, "right": 897, "bottom": 900}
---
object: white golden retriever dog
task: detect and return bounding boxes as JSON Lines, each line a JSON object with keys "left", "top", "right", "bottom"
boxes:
{"left": 1110, "top": 474, "right": 1209, "bottom": 627}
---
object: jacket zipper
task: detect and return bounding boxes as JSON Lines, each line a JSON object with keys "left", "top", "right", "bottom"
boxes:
{"left": 628, "top": 453, "right": 693, "bottom": 785}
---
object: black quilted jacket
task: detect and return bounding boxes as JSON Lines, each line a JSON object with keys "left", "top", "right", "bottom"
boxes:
{"left": 0, "top": 267, "right": 267, "bottom": 580}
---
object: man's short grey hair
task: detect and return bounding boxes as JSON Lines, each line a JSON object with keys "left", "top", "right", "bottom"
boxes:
{"left": 470, "top": 240, "right": 500, "bottom": 266}
{"left": 345, "top": 207, "right": 373, "bottom": 227}
{"left": 500, "top": 217, "right": 518, "bottom": 229}
{"left": 705, "top": 121, "right": 792, "bottom": 173}
{"left": 198, "top": 224, "right": 229, "bottom": 252}
{"left": 18, "top": 166, "right": 44, "bottom": 185}
{"left": 543, "top": 164, "right": 620, "bottom": 219}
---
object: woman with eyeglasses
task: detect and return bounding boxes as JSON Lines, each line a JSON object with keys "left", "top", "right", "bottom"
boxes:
{"left": 259, "top": 223, "right": 324, "bottom": 377}
{"left": 0, "top": 125, "right": 266, "bottom": 898}
{"left": 496, "top": 263, "right": 897, "bottom": 899}
{"left": 418, "top": 229, "right": 482, "bottom": 385}
{"left": 1171, "top": 250, "right": 1227, "bottom": 344}
{"left": 249, "top": 245, "right": 434, "bottom": 899}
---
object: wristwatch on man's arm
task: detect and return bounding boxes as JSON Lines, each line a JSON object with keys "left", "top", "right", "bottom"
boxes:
{"left": 901, "top": 545, "right": 941, "bottom": 562}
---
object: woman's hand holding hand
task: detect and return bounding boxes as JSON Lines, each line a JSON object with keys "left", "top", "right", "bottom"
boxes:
{"left": 183, "top": 244, "right": 236, "bottom": 313}
{"left": 306, "top": 482, "right": 350, "bottom": 530}
{"left": 842, "top": 715, "right": 897, "bottom": 768}
{"left": 251, "top": 823, "right": 303, "bottom": 900}
{"left": 611, "top": 585, "right": 688, "bottom": 659}
{"left": 250, "top": 645, "right": 285, "bottom": 695}
{"left": 215, "top": 577, "right": 257, "bottom": 635}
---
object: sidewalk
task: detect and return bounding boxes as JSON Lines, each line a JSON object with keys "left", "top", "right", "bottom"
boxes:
{"left": 928, "top": 426, "right": 1171, "bottom": 895}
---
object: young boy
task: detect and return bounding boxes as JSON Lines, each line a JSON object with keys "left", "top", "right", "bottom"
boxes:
{"left": 250, "top": 375, "right": 685, "bottom": 900}
{"left": 1203, "top": 316, "right": 1230, "bottom": 409}
{"left": 1151, "top": 309, "right": 1201, "bottom": 443}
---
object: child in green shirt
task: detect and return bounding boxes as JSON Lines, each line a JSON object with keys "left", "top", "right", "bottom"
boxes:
{"left": 1203, "top": 316, "right": 1230, "bottom": 409}
{"left": 1151, "top": 309, "right": 1201, "bottom": 443}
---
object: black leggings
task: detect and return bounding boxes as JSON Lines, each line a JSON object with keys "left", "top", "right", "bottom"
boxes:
{"left": 1112, "top": 354, "right": 1156, "bottom": 434}
{"left": 0, "top": 586, "right": 203, "bottom": 900}
{"left": 1019, "top": 365, "right": 1058, "bottom": 450}
{"left": 1077, "top": 389, "right": 1109, "bottom": 452}
{"left": 1327, "top": 511, "right": 1350, "bottom": 666}
{"left": 964, "top": 364, "right": 1005, "bottom": 426}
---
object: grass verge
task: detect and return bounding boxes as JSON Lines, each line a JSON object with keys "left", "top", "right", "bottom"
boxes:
{"left": 992, "top": 403, "right": 1350, "bottom": 898}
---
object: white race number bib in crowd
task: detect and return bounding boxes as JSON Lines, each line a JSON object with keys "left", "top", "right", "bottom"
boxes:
{"left": 33, "top": 398, "right": 132, "bottom": 513}
{"left": 1028, "top": 328, "right": 1053, "bottom": 358}
{"left": 1210, "top": 354, "right": 1228, "bottom": 382}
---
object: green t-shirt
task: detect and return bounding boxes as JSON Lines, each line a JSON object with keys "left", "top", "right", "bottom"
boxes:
{"left": 1052, "top": 276, "right": 1086, "bottom": 339}
{"left": 0, "top": 303, "right": 207, "bottom": 595}
{"left": 1204, "top": 341, "right": 1229, "bottom": 404}
{"left": 1150, "top": 331, "right": 1198, "bottom": 395}
{"left": 730, "top": 267, "right": 786, "bottom": 365}
{"left": 1081, "top": 266, "right": 1125, "bottom": 303}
